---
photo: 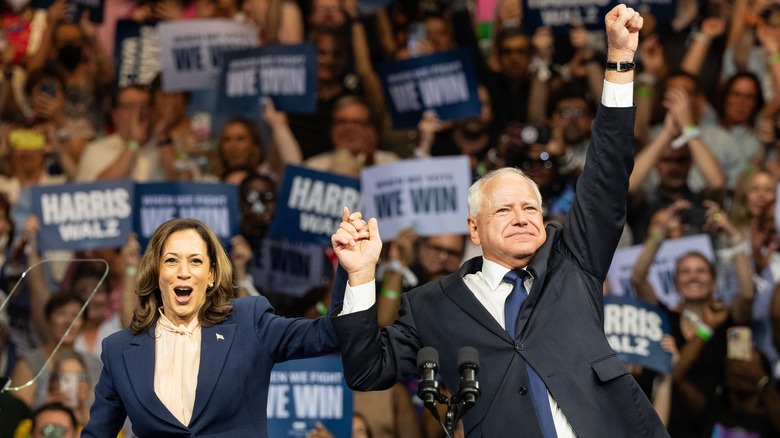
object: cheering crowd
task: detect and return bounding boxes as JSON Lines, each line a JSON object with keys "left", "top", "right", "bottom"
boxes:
{"left": 2, "top": 0, "right": 780, "bottom": 436}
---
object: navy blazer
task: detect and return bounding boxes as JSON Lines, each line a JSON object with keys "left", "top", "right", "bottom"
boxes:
{"left": 332, "top": 105, "right": 670, "bottom": 437}
{"left": 82, "top": 294, "right": 340, "bottom": 438}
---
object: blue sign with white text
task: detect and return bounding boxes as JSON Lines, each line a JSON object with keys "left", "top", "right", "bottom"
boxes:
{"left": 268, "top": 356, "right": 352, "bottom": 438}
{"left": 521, "top": 0, "right": 675, "bottom": 33}
{"left": 114, "top": 19, "right": 161, "bottom": 87}
{"left": 603, "top": 295, "right": 673, "bottom": 375}
{"left": 31, "top": 180, "right": 134, "bottom": 251}
{"left": 218, "top": 44, "right": 318, "bottom": 115}
{"left": 269, "top": 165, "right": 361, "bottom": 247}
{"left": 133, "top": 182, "right": 240, "bottom": 250}
{"left": 376, "top": 48, "right": 481, "bottom": 129}
{"left": 35, "top": 0, "right": 105, "bottom": 23}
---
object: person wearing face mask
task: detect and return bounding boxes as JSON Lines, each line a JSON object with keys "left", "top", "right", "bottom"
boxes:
{"left": 25, "top": 0, "right": 114, "bottom": 135}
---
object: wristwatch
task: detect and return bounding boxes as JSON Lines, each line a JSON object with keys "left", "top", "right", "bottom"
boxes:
{"left": 605, "top": 61, "right": 636, "bottom": 72}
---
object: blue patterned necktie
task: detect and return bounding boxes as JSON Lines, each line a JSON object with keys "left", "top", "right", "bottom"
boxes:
{"left": 503, "top": 270, "right": 558, "bottom": 438}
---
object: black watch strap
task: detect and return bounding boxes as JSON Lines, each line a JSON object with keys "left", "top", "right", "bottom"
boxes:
{"left": 605, "top": 61, "right": 636, "bottom": 72}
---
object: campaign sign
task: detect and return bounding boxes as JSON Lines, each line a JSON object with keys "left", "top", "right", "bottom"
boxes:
{"left": 522, "top": 0, "right": 674, "bottom": 33}
{"left": 248, "top": 237, "right": 332, "bottom": 298}
{"left": 377, "top": 48, "right": 481, "bottom": 129}
{"left": 357, "top": 0, "right": 392, "bottom": 16}
{"left": 133, "top": 182, "right": 240, "bottom": 249}
{"left": 625, "top": 0, "right": 676, "bottom": 22}
{"left": 114, "top": 20, "right": 161, "bottom": 87}
{"left": 604, "top": 295, "right": 672, "bottom": 374}
{"left": 606, "top": 234, "right": 714, "bottom": 310}
{"left": 361, "top": 156, "right": 471, "bottom": 241}
{"left": 158, "top": 19, "right": 257, "bottom": 92}
{"left": 269, "top": 165, "right": 361, "bottom": 247}
{"left": 34, "top": 0, "right": 105, "bottom": 23}
{"left": 32, "top": 180, "right": 134, "bottom": 251}
{"left": 268, "top": 356, "right": 352, "bottom": 437}
{"left": 219, "top": 44, "right": 317, "bottom": 115}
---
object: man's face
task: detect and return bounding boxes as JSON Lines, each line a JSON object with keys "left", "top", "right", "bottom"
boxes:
{"left": 220, "top": 121, "right": 259, "bottom": 169}
{"left": 552, "top": 98, "right": 592, "bottom": 146}
{"left": 724, "top": 77, "right": 759, "bottom": 126}
{"left": 240, "top": 178, "right": 276, "bottom": 227}
{"left": 331, "top": 102, "right": 377, "bottom": 155}
{"left": 112, "top": 87, "right": 152, "bottom": 143}
{"left": 419, "top": 234, "right": 465, "bottom": 278}
{"left": 425, "top": 17, "right": 453, "bottom": 52}
{"left": 467, "top": 173, "right": 546, "bottom": 269}
{"left": 308, "top": 0, "right": 346, "bottom": 28}
{"left": 315, "top": 34, "right": 348, "bottom": 84}
{"left": 33, "top": 410, "right": 76, "bottom": 438}
{"left": 655, "top": 147, "right": 692, "bottom": 191}
{"left": 498, "top": 35, "right": 532, "bottom": 80}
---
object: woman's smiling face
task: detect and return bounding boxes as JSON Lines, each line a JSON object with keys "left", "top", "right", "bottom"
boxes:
{"left": 158, "top": 229, "right": 214, "bottom": 326}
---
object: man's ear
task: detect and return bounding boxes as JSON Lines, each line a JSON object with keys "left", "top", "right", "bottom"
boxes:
{"left": 467, "top": 216, "right": 480, "bottom": 246}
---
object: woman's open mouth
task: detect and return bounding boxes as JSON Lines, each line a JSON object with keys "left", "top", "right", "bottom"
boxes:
{"left": 174, "top": 286, "right": 193, "bottom": 304}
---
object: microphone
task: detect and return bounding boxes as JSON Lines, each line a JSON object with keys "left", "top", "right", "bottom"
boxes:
{"left": 456, "top": 347, "right": 480, "bottom": 407}
{"left": 416, "top": 347, "right": 441, "bottom": 409}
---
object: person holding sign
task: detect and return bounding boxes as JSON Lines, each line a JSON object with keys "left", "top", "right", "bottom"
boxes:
{"left": 81, "top": 218, "right": 341, "bottom": 437}
{"left": 330, "top": 5, "right": 668, "bottom": 437}
{"left": 629, "top": 199, "right": 757, "bottom": 436}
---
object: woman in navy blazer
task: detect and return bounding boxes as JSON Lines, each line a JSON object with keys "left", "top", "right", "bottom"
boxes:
{"left": 81, "top": 218, "right": 340, "bottom": 437}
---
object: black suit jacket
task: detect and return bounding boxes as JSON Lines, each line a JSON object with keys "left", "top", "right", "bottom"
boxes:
{"left": 332, "top": 105, "right": 669, "bottom": 437}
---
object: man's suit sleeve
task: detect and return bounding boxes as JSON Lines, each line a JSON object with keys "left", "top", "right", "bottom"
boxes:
{"left": 561, "top": 104, "right": 636, "bottom": 279}
{"left": 331, "top": 290, "right": 422, "bottom": 391}
{"left": 81, "top": 339, "right": 128, "bottom": 437}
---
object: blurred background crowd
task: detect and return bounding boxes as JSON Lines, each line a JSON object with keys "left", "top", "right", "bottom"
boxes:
{"left": 2, "top": 0, "right": 780, "bottom": 436}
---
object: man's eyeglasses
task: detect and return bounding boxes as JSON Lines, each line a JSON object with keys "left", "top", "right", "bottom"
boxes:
{"left": 115, "top": 102, "right": 150, "bottom": 111}
{"left": 558, "top": 108, "right": 585, "bottom": 119}
{"left": 332, "top": 118, "right": 372, "bottom": 127}
{"left": 500, "top": 47, "right": 531, "bottom": 56}
{"left": 246, "top": 191, "right": 276, "bottom": 214}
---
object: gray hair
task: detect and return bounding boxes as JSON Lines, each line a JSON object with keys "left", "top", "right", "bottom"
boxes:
{"left": 467, "top": 167, "right": 543, "bottom": 217}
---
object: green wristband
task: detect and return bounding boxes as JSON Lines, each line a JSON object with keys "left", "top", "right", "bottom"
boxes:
{"left": 696, "top": 324, "right": 713, "bottom": 341}
{"left": 381, "top": 288, "right": 401, "bottom": 300}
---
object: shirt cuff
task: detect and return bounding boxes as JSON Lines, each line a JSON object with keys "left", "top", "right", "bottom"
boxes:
{"left": 601, "top": 80, "right": 634, "bottom": 108}
{"left": 339, "top": 280, "right": 377, "bottom": 316}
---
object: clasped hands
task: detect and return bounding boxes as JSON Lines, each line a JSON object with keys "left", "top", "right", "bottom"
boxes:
{"left": 331, "top": 207, "right": 383, "bottom": 287}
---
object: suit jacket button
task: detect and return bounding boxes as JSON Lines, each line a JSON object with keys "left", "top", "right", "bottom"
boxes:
{"left": 519, "top": 386, "right": 527, "bottom": 395}
{"left": 515, "top": 342, "right": 524, "bottom": 352}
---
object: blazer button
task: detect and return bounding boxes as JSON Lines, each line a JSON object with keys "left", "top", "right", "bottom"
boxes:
{"left": 514, "top": 342, "right": 524, "bottom": 352}
{"left": 518, "top": 386, "right": 528, "bottom": 395}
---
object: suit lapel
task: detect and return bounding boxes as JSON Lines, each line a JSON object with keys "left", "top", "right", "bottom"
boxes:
{"left": 123, "top": 327, "right": 182, "bottom": 428}
{"left": 190, "top": 322, "right": 236, "bottom": 422}
{"left": 441, "top": 257, "right": 511, "bottom": 341}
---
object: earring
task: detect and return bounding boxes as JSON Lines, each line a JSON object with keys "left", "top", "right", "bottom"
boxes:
{"left": 208, "top": 283, "right": 214, "bottom": 288}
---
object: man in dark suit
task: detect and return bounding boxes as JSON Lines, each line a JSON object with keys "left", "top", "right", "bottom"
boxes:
{"left": 330, "top": 5, "right": 669, "bottom": 437}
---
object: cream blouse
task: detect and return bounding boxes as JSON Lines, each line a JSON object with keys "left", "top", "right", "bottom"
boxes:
{"left": 154, "top": 309, "right": 201, "bottom": 426}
